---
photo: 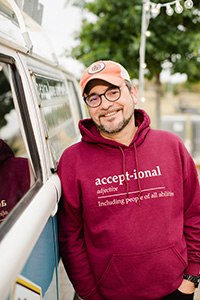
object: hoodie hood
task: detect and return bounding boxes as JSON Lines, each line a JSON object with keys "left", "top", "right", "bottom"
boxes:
{"left": 79, "top": 109, "right": 150, "bottom": 149}
{"left": 0, "top": 139, "right": 14, "bottom": 164}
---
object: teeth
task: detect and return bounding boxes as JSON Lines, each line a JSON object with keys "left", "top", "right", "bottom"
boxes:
{"left": 104, "top": 111, "right": 117, "bottom": 117}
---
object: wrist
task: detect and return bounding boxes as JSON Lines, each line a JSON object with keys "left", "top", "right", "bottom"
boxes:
{"left": 178, "top": 279, "right": 195, "bottom": 294}
{"left": 183, "top": 274, "right": 200, "bottom": 288}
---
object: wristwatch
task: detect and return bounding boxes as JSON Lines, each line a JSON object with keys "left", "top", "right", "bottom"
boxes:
{"left": 183, "top": 274, "right": 200, "bottom": 288}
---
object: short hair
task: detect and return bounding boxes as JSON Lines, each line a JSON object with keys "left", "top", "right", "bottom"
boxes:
{"left": 125, "top": 80, "right": 133, "bottom": 93}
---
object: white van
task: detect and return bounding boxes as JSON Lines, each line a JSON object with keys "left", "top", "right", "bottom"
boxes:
{"left": 0, "top": 1, "right": 86, "bottom": 299}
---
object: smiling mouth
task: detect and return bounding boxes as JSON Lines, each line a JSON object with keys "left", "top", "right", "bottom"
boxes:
{"left": 100, "top": 109, "right": 121, "bottom": 118}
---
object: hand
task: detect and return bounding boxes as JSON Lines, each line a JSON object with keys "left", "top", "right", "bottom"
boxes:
{"left": 178, "top": 279, "right": 195, "bottom": 294}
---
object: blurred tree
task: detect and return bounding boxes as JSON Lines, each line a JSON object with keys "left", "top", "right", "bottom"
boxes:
{"left": 65, "top": 0, "right": 141, "bottom": 77}
{"left": 65, "top": 0, "right": 200, "bottom": 127}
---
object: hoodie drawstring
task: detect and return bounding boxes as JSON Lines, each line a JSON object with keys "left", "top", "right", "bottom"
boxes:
{"left": 119, "top": 146, "right": 129, "bottom": 198}
{"left": 134, "top": 142, "right": 142, "bottom": 205}
{"left": 119, "top": 144, "right": 142, "bottom": 206}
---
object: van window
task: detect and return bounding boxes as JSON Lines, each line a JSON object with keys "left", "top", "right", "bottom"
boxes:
{"left": 0, "top": 62, "right": 36, "bottom": 224}
{"left": 67, "top": 79, "right": 83, "bottom": 120}
{"left": 31, "top": 73, "right": 79, "bottom": 169}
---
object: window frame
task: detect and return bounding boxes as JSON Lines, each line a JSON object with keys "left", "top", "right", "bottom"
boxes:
{"left": 29, "top": 65, "right": 83, "bottom": 171}
{"left": 0, "top": 54, "right": 42, "bottom": 241}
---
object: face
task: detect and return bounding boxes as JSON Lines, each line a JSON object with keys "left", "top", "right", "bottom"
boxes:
{"left": 85, "top": 79, "right": 137, "bottom": 137}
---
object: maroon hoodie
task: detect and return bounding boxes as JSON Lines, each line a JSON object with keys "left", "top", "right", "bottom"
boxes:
{"left": 0, "top": 139, "right": 30, "bottom": 223}
{"left": 58, "top": 109, "right": 200, "bottom": 300}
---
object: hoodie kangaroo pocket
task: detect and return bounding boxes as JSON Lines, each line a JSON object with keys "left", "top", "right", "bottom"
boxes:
{"left": 97, "top": 245, "right": 187, "bottom": 300}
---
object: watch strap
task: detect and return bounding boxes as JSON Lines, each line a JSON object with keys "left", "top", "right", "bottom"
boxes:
{"left": 183, "top": 274, "right": 200, "bottom": 288}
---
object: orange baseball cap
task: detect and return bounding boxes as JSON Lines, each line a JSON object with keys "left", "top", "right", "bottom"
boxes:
{"left": 80, "top": 60, "right": 131, "bottom": 95}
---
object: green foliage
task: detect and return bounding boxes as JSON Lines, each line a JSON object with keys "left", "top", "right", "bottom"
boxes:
{"left": 147, "top": 0, "right": 200, "bottom": 82}
{"left": 66, "top": 0, "right": 142, "bottom": 78}
{"left": 66, "top": 0, "right": 200, "bottom": 83}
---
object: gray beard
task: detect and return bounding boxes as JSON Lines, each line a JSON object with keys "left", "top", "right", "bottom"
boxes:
{"left": 93, "top": 110, "right": 134, "bottom": 134}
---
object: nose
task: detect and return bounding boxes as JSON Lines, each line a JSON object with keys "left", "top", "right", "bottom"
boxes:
{"left": 100, "top": 95, "right": 113, "bottom": 109}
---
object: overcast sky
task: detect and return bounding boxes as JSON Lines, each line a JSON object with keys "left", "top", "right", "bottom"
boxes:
{"left": 39, "top": 0, "right": 84, "bottom": 78}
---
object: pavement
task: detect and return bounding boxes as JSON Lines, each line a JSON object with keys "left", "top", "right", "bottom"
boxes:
{"left": 194, "top": 286, "right": 200, "bottom": 299}
{"left": 58, "top": 260, "right": 75, "bottom": 300}
{"left": 58, "top": 261, "right": 200, "bottom": 300}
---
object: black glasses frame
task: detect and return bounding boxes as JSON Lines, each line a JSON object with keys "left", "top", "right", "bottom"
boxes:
{"left": 84, "top": 86, "right": 122, "bottom": 108}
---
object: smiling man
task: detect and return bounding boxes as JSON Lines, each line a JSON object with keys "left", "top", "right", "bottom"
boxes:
{"left": 84, "top": 79, "right": 137, "bottom": 146}
{"left": 82, "top": 61, "right": 138, "bottom": 146}
{"left": 58, "top": 60, "right": 200, "bottom": 300}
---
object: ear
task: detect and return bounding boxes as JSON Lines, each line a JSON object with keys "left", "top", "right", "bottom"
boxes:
{"left": 131, "top": 86, "right": 137, "bottom": 105}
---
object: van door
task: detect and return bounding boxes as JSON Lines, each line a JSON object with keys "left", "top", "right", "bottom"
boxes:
{"left": 0, "top": 47, "right": 83, "bottom": 299}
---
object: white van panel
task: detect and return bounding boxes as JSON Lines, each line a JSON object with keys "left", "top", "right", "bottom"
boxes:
{"left": 0, "top": 174, "right": 61, "bottom": 300}
{"left": 0, "top": 2, "right": 86, "bottom": 299}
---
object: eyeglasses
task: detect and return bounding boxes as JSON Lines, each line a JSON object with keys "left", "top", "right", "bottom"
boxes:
{"left": 84, "top": 85, "right": 123, "bottom": 108}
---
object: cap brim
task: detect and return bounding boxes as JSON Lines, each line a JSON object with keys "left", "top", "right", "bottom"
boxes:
{"left": 82, "top": 75, "right": 125, "bottom": 96}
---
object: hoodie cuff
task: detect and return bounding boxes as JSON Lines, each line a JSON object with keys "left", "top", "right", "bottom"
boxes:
{"left": 185, "top": 262, "right": 200, "bottom": 276}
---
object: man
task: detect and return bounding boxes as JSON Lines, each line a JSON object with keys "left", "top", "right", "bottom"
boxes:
{"left": 58, "top": 60, "right": 200, "bottom": 300}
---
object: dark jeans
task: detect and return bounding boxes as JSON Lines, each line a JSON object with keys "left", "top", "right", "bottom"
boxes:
{"left": 162, "top": 289, "right": 194, "bottom": 299}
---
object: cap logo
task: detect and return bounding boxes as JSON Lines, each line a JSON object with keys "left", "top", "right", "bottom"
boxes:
{"left": 88, "top": 62, "right": 105, "bottom": 74}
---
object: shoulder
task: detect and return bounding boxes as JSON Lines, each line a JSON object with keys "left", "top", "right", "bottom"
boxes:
{"left": 59, "top": 140, "right": 86, "bottom": 161}
{"left": 148, "top": 129, "right": 189, "bottom": 155}
{"left": 149, "top": 128, "right": 184, "bottom": 144}
{"left": 58, "top": 140, "right": 88, "bottom": 175}
{"left": 149, "top": 129, "right": 191, "bottom": 162}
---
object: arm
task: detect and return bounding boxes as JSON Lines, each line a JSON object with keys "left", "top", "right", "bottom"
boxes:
{"left": 58, "top": 155, "right": 105, "bottom": 300}
{"left": 182, "top": 148, "right": 200, "bottom": 277}
{"left": 177, "top": 147, "right": 200, "bottom": 294}
{"left": 58, "top": 199, "right": 104, "bottom": 299}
